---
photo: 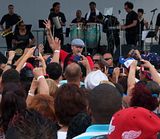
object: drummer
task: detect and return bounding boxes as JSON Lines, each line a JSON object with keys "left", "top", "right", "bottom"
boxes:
{"left": 71, "top": 10, "right": 86, "bottom": 23}
{"left": 85, "top": 1, "right": 103, "bottom": 23}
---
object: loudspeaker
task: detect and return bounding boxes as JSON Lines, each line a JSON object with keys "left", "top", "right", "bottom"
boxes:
{"left": 65, "top": 28, "right": 70, "bottom": 37}
{"left": 150, "top": 45, "right": 160, "bottom": 55}
{"left": 113, "top": 44, "right": 136, "bottom": 60}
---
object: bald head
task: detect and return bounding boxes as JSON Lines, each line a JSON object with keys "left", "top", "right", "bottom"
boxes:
{"left": 64, "top": 63, "right": 82, "bottom": 83}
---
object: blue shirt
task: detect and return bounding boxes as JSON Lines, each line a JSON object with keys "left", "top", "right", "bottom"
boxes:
{"left": 73, "top": 124, "right": 109, "bottom": 139}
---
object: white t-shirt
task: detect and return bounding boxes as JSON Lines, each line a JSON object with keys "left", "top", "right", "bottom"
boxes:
{"left": 58, "top": 131, "right": 67, "bottom": 139}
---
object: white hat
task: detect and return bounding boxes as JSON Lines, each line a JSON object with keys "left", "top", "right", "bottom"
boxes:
{"left": 84, "top": 70, "right": 109, "bottom": 90}
{"left": 71, "top": 39, "right": 85, "bottom": 47}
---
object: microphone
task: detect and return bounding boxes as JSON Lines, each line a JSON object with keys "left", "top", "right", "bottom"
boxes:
{"left": 118, "top": 10, "right": 121, "bottom": 14}
{"left": 150, "top": 8, "right": 158, "bottom": 12}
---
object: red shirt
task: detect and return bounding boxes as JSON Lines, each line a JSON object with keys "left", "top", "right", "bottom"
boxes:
{"left": 60, "top": 50, "right": 94, "bottom": 69}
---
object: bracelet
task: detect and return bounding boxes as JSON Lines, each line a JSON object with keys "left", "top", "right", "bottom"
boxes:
{"left": 37, "top": 75, "right": 45, "bottom": 81}
{"left": 54, "top": 50, "right": 60, "bottom": 53}
{"left": 28, "top": 90, "right": 35, "bottom": 97}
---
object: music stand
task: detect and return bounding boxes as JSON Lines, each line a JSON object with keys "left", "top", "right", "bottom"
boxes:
{"left": 149, "top": 10, "right": 157, "bottom": 46}
{"left": 142, "top": 30, "right": 156, "bottom": 51}
{"left": 39, "top": 20, "right": 45, "bottom": 28}
{"left": 146, "top": 31, "right": 156, "bottom": 38}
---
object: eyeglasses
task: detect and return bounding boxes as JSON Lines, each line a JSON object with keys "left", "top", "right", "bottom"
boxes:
{"left": 104, "top": 58, "right": 112, "bottom": 61}
{"left": 93, "top": 59, "right": 100, "bottom": 63}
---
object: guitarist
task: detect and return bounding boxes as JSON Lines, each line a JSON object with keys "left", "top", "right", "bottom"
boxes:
{"left": 0, "top": 4, "right": 21, "bottom": 50}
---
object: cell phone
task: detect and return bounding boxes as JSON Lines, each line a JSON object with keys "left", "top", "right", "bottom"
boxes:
{"left": 33, "top": 47, "right": 39, "bottom": 57}
{"left": 108, "top": 67, "right": 114, "bottom": 75}
{"left": 73, "top": 55, "right": 82, "bottom": 62}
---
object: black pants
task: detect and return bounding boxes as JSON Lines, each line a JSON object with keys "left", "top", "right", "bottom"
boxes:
{"left": 126, "top": 32, "right": 137, "bottom": 46}
{"left": 5, "top": 33, "right": 13, "bottom": 50}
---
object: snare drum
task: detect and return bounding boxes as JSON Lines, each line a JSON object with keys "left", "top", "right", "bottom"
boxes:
{"left": 85, "top": 23, "right": 101, "bottom": 48}
{"left": 70, "top": 23, "right": 85, "bottom": 41}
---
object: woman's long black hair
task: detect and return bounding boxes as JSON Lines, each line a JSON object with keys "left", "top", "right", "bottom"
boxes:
{"left": 0, "top": 82, "right": 26, "bottom": 132}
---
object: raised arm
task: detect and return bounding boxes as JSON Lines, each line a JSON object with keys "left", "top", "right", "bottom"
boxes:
{"left": 43, "top": 20, "right": 54, "bottom": 49}
{"left": 141, "top": 59, "right": 160, "bottom": 85}
{"left": 33, "top": 67, "right": 49, "bottom": 95}
{"left": 127, "top": 60, "right": 137, "bottom": 96}
{"left": 16, "top": 47, "right": 35, "bottom": 72}
{"left": 50, "top": 37, "right": 61, "bottom": 63}
{"left": 37, "top": 52, "right": 47, "bottom": 74}
{"left": 26, "top": 78, "right": 38, "bottom": 106}
{"left": 3, "top": 51, "right": 16, "bottom": 72}
{"left": 79, "top": 55, "right": 91, "bottom": 75}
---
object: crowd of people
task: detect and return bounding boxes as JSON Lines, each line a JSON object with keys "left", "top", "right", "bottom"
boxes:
{"left": 0, "top": 1, "right": 160, "bottom": 139}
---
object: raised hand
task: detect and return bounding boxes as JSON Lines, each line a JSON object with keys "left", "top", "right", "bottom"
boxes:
{"left": 38, "top": 44, "right": 44, "bottom": 53}
{"left": 140, "top": 59, "right": 152, "bottom": 69}
{"left": 51, "top": 37, "right": 61, "bottom": 51}
{"left": 113, "top": 67, "right": 120, "bottom": 77}
{"left": 25, "top": 47, "right": 36, "bottom": 58}
{"left": 8, "top": 51, "right": 16, "bottom": 60}
{"left": 33, "top": 67, "right": 44, "bottom": 79}
{"left": 43, "top": 20, "right": 51, "bottom": 30}
{"left": 130, "top": 60, "right": 138, "bottom": 69}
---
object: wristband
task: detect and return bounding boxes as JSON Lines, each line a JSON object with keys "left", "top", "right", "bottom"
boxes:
{"left": 54, "top": 50, "right": 60, "bottom": 53}
{"left": 37, "top": 75, "right": 45, "bottom": 81}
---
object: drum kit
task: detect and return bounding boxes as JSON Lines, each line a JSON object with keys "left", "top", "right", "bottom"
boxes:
{"left": 69, "top": 23, "right": 101, "bottom": 49}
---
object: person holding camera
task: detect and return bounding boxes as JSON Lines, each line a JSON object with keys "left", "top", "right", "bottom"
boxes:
{"left": 43, "top": 20, "right": 94, "bottom": 75}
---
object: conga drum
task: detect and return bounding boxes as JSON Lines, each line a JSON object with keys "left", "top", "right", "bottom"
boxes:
{"left": 85, "top": 23, "right": 101, "bottom": 49}
{"left": 70, "top": 23, "right": 85, "bottom": 42}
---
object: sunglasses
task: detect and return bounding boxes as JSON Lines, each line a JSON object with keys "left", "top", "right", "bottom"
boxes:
{"left": 104, "top": 58, "right": 112, "bottom": 61}
{"left": 75, "top": 46, "right": 83, "bottom": 49}
{"left": 93, "top": 59, "right": 100, "bottom": 63}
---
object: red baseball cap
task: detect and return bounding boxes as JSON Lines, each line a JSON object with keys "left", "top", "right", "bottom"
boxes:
{"left": 108, "top": 107, "right": 160, "bottom": 139}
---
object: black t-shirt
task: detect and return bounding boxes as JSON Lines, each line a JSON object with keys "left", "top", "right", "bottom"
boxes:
{"left": 0, "top": 13, "right": 20, "bottom": 29}
{"left": 125, "top": 10, "right": 138, "bottom": 33}
{"left": 12, "top": 31, "right": 34, "bottom": 50}
{"left": 71, "top": 17, "right": 86, "bottom": 23}
{"left": 156, "top": 13, "right": 160, "bottom": 26}
{"left": 85, "top": 11, "right": 103, "bottom": 23}
{"left": 48, "top": 11, "right": 66, "bottom": 33}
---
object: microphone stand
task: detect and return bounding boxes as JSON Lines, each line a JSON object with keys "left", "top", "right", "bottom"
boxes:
{"left": 149, "top": 10, "right": 156, "bottom": 46}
